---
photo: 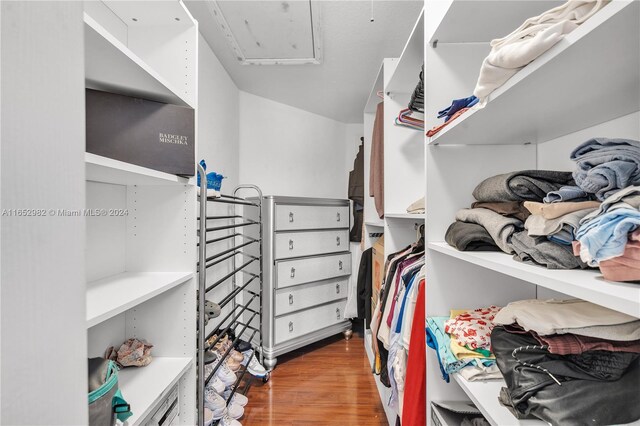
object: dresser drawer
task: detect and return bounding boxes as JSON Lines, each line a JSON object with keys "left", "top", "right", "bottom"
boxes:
{"left": 274, "top": 278, "right": 349, "bottom": 316}
{"left": 275, "top": 204, "right": 349, "bottom": 231}
{"left": 275, "top": 253, "right": 351, "bottom": 289}
{"left": 274, "top": 300, "right": 347, "bottom": 345}
{"left": 274, "top": 230, "right": 349, "bottom": 259}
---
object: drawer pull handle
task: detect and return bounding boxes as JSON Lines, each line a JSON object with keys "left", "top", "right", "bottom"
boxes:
{"left": 290, "top": 267, "right": 296, "bottom": 278}
{"left": 289, "top": 294, "right": 294, "bottom": 305}
{"left": 338, "top": 260, "right": 343, "bottom": 270}
{"left": 289, "top": 239, "right": 294, "bottom": 250}
{"left": 336, "top": 308, "right": 341, "bottom": 320}
{"left": 336, "top": 212, "right": 341, "bottom": 222}
{"left": 336, "top": 236, "right": 341, "bottom": 246}
{"left": 336, "top": 283, "right": 340, "bottom": 294}
{"left": 289, "top": 321, "right": 294, "bottom": 332}
{"left": 289, "top": 212, "right": 294, "bottom": 222}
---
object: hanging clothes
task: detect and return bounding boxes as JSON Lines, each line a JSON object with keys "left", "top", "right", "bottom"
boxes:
{"left": 349, "top": 139, "right": 365, "bottom": 242}
{"left": 402, "top": 280, "right": 426, "bottom": 426}
{"left": 370, "top": 102, "right": 384, "bottom": 218}
{"left": 356, "top": 247, "right": 373, "bottom": 321}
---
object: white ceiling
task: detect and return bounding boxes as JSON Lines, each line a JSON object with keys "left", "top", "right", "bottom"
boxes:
{"left": 185, "top": 0, "right": 423, "bottom": 123}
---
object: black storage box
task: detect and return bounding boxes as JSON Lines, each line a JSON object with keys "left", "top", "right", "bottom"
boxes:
{"left": 86, "top": 89, "right": 195, "bottom": 177}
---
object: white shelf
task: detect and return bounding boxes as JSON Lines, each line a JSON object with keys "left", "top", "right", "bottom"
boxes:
{"left": 386, "top": 9, "right": 424, "bottom": 94}
{"left": 85, "top": 153, "right": 192, "bottom": 186}
{"left": 428, "top": 242, "right": 640, "bottom": 318}
{"left": 452, "top": 374, "right": 542, "bottom": 425}
{"left": 428, "top": 1, "right": 563, "bottom": 44}
{"left": 385, "top": 213, "right": 425, "bottom": 220}
{"left": 428, "top": 1, "right": 639, "bottom": 146}
{"left": 364, "top": 63, "right": 385, "bottom": 114}
{"left": 86, "top": 271, "right": 194, "bottom": 328}
{"left": 365, "top": 220, "right": 385, "bottom": 228}
{"left": 119, "top": 357, "right": 193, "bottom": 425}
{"left": 84, "top": 13, "right": 193, "bottom": 108}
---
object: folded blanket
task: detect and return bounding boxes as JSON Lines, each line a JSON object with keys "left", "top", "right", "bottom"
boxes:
{"left": 472, "top": 170, "right": 574, "bottom": 203}
{"left": 511, "top": 231, "right": 588, "bottom": 269}
{"left": 525, "top": 208, "right": 597, "bottom": 240}
{"left": 543, "top": 185, "right": 592, "bottom": 203}
{"left": 575, "top": 207, "right": 640, "bottom": 266}
{"left": 445, "top": 221, "right": 501, "bottom": 252}
{"left": 524, "top": 200, "right": 600, "bottom": 219}
{"left": 406, "top": 196, "right": 425, "bottom": 214}
{"left": 571, "top": 138, "right": 640, "bottom": 200}
{"left": 455, "top": 208, "right": 523, "bottom": 253}
{"left": 471, "top": 201, "right": 531, "bottom": 221}
{"left": 474, "top": 1, "right": 610, "bottom": 100}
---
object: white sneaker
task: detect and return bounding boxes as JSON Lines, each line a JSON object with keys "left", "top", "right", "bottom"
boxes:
{"left": 219, "top": 414, "right": 242, "bottom": 426}
{"left": 227, "top": 401, "right": 244, "bottom": 419}
{"left": 207, "top": 376, "right": 226, "bottom": 395}
{"left": 223, "top": 390, "right": 248, "bottom": 407}
{"left": 246, "top": 354, "right": 268, "bottom": 378}
{"left": 204, "top": 388, "right": 227, "bottom": 416}
{"left": 217, "top": 363, "right": 238, "bottom": 386}
{"left": 204, "top": 408, "right": 215, "bottom": 426}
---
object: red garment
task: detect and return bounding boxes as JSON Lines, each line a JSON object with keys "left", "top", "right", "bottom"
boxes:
{"left": 402, "top": 279, "right": 426, "bottom": 426}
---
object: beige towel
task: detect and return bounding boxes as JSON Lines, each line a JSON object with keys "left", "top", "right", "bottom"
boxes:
{"left": 523, "top": 200, "right": 600, "bottom": 219}
{"left": 406, "top": 196, "right": 425, "bottom": 214}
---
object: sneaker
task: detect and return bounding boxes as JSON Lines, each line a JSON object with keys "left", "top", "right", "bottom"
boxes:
{"left": 219, "top": 414, "right": 242, "bottom": 426}
{"left": 217, "top": 363, "right": 238, "bottom": 386}
{"left": 204, "top": 388, "right": 227, "bottom": 416}
{"left": 223, "top": 390, "right": 248, "bottom": 407}
{"left": 246, "top": 354, "right": 268, "bottom": 378}
{"left": 227, "top": 402, "right": 244, "bottom": 419}
{"left": 204, "top": 408, "right": 214, "bottom": 426}
{"left": 207, "top": 376, "right": 226, "bottom": 395}
{"left": 205, "top": 300, "right": 221, "bottom": 318}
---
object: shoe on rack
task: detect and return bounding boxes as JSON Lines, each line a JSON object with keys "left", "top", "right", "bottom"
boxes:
{"left": 219, "top": 414, "right": 242, "bottom": 426}
{"left": 246, "top": 354, "right": 268, "bottom": 378}
{"left": 227, "top": 402, "right": 244, "bottom": 419}
{"left": 223, "top": 390, "right": 248, "bottom": 407}
{"left": 205, "top": 300, "right": 221, "bottom": 318}
{"left": 234, "top": 339, "right": 252, "bottom": 352}
{"left": 204, "top": 388, "right": 227, "bottom": 416}
{"left": 206, "top": 376, "right": 226, "bottom": 395}
{"left": 204, "top": 408, "right": 214, "bottom": 426}
{"left": 204, "top": 357, "right": 237, "bottom": 387}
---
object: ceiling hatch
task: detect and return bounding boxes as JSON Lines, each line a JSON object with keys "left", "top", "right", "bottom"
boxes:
{"left": 207, "top": 0, "right": 322, "bottom": 65}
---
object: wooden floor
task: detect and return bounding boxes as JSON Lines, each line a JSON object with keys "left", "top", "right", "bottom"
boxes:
{"left": 241, "top": 332, "right": 388, "bottom": 425}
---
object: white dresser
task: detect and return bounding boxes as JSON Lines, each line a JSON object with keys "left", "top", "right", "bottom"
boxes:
{"left": 248, "top": 196, "right": 352, "bottom": 369}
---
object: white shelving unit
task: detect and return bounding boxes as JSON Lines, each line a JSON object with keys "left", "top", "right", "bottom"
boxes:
{"left": 118, "top": 357, "right": 193, "bottom": 425}
{"left": 385, "top": 213, "right": 425, "bottom": 220}
{"left": 423, "top": 1, "right": 640, "bottom": 425}
{"left": 83, "top": 2, "right": 199, "bottom": 424}
{"left": 386, "top": 9, "right": 424, "bottom": 95}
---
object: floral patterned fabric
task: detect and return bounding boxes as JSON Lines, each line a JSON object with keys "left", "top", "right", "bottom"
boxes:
{"left": 444, "top": 306, "right": 502, "bottom": 349}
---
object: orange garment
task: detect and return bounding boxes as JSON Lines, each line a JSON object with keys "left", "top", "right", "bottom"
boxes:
{"left": 370, "top": 102, "right": 384, "bottom": 218}
{"left": 426, "top": 107, "right": 469, "bottom": 138}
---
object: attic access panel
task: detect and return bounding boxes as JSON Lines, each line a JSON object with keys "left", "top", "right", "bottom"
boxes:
{"left": 208, "top": 0, "right": 322, "bottom": 65}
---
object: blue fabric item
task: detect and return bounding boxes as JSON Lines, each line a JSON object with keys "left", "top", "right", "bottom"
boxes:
{"left": 437, "top": 96, "right": 479, "bottom": 122}
{"left": 395, "top": 273, "right": 418, "bottom": 334}
{"left": 576, "top": 207, "right": 640, "bottom": 266}
{"left": 544, "top": 185, "right": 591, "bottom": 203}
{"left": 571, "top": 138, "right": 640, "bottom": 201}
{"left": 426, "top": 325, "right": 450, "bottom": 383}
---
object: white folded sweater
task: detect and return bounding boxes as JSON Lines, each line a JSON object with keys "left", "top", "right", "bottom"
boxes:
{"left": 474, "top": 0, "right": 610, "bottom": 100}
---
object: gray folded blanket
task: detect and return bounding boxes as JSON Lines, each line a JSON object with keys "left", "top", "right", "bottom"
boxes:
{"left": 445, "top": 221, "right": 501, "bottom": 252}
{"left": 456, "top": 208, "right": 523, "bottom": 253}
{"left": 511, "top": 231, "right": 588, "bottom": 270}
{"left": 473, "top": 170, "right": 574, "bottom": 203}
{"left": 571, "top": 138, "right": 640, "bottom": 201}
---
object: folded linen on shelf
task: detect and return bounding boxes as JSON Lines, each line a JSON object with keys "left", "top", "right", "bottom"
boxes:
{"left": 555, "top": 318, "right": 640, "bottom": 341}
{"left": 525, "top": 207, "right": 596, "bottom": 241}
{"left": 543, "top": 185, "right": 592, "bottom": 203}
{"left": 444, "top": 306, "right": 501, "bottom": 350}
{"left": 473, "top": 0, "right": 610, "bottom": 100}
{"left": 510, "top": 231, "right": 588, "bottom": 269}
{"left": 571, "top": 138, "right": 640, "bottom": 201}
{"left": 596, "top": 229, "right": 640, "bottom": 282}
{"left": 406, "top": 196, "right": 425, "bottom": 214}
{"left": 470, "top": 201, "right": 531, "bottom": 221}
{"left": 472, "top": 170, "right": 574, "bottom": 203}
{"left": 492, "top": 325, "right": 640, "bottom": 425}
{"left": 579, "top": 185, "right": 640, "bottom": 224}
{"left": 455, "top": 208, "right": 523, "bottom": 253}
{"left": 493, "top": 299, "right": 638, "bottom": 336}
{"left": 444, "top": 221, "right": 501, "bottom": 252}
{"left": 575, "top": 207, "right": 640, "bottom": 266}
{"left": 536, "top": 332, "right": 640, "bottom": 355}
{"left": 523, "top": 200, "right": 600, "bottom": 219}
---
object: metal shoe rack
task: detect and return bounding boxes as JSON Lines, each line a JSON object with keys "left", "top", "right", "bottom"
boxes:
{"left": 197, "top": 164, "right": 266, "bottom": 426}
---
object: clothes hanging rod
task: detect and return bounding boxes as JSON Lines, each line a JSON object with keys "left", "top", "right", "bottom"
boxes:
{"left": 204, "top": 312, "right": 259, "bottom": 386}
{"left": 205, "top": 294, "right": 259, "bottom": 349}
{"left": 218, "top": 275, "right": 260, "bottom": 308}
{"left": 205, "top": 257, "right": 259, "bottom": 293}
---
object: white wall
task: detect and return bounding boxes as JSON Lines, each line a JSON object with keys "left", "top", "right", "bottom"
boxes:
{"left": 239, "top": 92, "right": 354, "bottom": 199}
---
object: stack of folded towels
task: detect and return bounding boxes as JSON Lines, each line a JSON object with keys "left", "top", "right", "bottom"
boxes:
{"left": 426, "top": 306, "right": 502, "bottom": 383}
{"left": 491, "top": 299, "right": 640, "bottom": 425}
{"left": 445, "top": 137, "right": 640, "bottom": 280}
